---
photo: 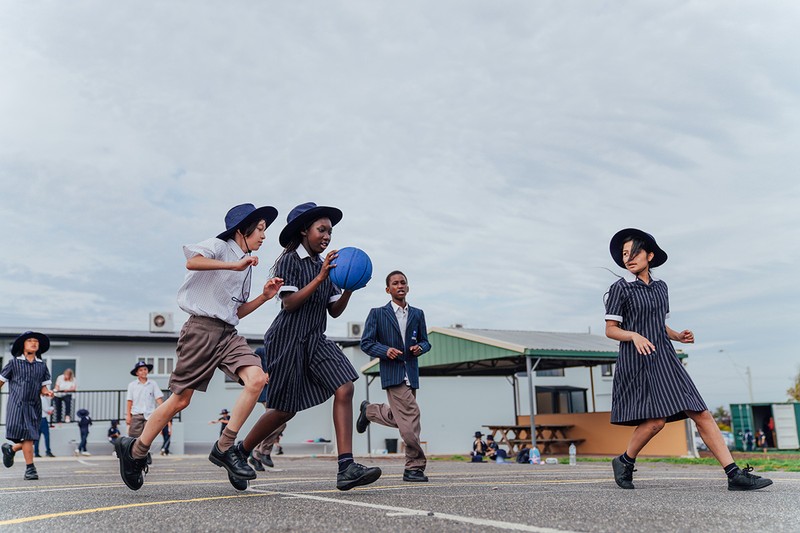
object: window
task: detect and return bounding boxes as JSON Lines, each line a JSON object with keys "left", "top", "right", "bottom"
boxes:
{"left": 536, "top": 368, "right": 565, "bottom": 377}
{"left": 137, "top": 356, "right": 175, "bottom": 376}
{"left": 535, "top": 386, "right": 588, "bottom": 414}
{"left": 601, "top": 364, "right": 614, "bottom": 377}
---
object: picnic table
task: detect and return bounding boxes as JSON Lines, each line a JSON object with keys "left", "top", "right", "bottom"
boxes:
{"left": 483, "top": 424, "right": 585, "bottom": 455}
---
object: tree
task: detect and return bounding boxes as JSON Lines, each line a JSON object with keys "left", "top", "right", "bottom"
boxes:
{"left": 713, "top": 406, "right": 731, "bottom": 431}
{"left": 788, "top": 367, "right": 800, "bottom": 402}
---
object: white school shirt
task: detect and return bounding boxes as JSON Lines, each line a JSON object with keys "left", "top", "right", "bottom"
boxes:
{"left": 391, "top": 301, "right": 411, "bottom": 386}
{"left": 126, "top": 379, "right": 164, "bottom": 419}
{"left": 177, "top": 237, "right": 252, "bottom": 326}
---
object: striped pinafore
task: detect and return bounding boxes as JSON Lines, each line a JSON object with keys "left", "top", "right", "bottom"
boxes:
{"left": 263, "top": 250, "right": 358, "bottom": 412}
{"left": 1, "top": 357, "right": 51, "bottom": 441}
{"left": 604, "top": 276, "right": 707, "bottom": 426}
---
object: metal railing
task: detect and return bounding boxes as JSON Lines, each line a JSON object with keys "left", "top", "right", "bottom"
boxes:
{"left": 0, "top": 390, "right": 180, "bottom": 426}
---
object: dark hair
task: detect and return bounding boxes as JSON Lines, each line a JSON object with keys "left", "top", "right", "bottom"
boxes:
{"left": 622, "top": 236, "right": 653, "bottom": 266}
{"left": 240, "top": 218, "right": 264, "bottom": 238}
{"left": 385, "top": 270, "right": 407, "bottom": 287}
{"left": 270, "top": 219, "right": 318, "bottom": 277}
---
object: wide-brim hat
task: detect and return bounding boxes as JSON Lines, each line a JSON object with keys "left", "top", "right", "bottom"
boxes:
{"left": 279, "top": 202, "right": 343, "bottom": 247}
{"left": 474, "top": 431, "right": 484, "bottom": 438}
{"left": 217, "top": 203, "right": 279, "bottom": 242}
{"left": 11, "top": 331, "right": 50, "bottom": 358}
{"left": 130, "top": 361, "right": 154, "bottom": 376}
{"left": 220, "top": 409, "right": 230, "bottom": 415}
{"left": 609, "top": 228, "right": 668, "bottom": 269}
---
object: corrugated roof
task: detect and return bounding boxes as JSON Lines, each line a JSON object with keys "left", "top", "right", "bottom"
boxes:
{"left": 440, "top": 327, "right": 620, "bottom": 353}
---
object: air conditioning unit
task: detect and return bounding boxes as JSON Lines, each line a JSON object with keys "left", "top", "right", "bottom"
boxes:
{"left": 347, "top": 322, "right": 364, "bottom": 338}
{"left": 149, "top": 312, "right": 175, "bottom": 333}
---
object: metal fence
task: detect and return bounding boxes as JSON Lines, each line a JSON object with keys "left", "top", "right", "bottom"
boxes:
{"left": 0, "top": 390, "right": 180, "bottom": 426}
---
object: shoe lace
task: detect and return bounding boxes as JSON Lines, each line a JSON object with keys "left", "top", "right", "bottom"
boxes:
{"left": 740, "top": 464, "right": 755, "bottom": 477}
{"left": 134, "top": 456, "right": 150, "bottom": 476}
{"left": 623, "top": 464, "right": 637, "bottom": 481}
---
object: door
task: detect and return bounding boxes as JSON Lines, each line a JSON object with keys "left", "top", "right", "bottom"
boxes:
{"left": 772, "top": 404, "right": 799, "bottom": 449}
{"left": 730, "top": 403, "right": 753, "bottom": 451}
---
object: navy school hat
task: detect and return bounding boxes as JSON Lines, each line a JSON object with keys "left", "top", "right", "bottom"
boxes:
{"left": 279, "top": 202, "right": 343, "bottom": 248}
{"left": 474, "top": 431, "right": 484, "bottom": 438}
{"left": 131, "top": 360, "right": 154, "bottom": 376}
{"left": 11, "top": 331, "right": 50, "bottom": 358}
{"left": 609, "top": 228, "right": 668, "bottom": 269}
{"left": 217, "top": 203, "right": 279, "bottom": 242}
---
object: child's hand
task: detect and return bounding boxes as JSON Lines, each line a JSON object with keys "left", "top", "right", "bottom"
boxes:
{"left": 318, "top": 250, "right": 339, "bottom": 280}
{"left": 386, "top": 347, "right": 403, "bottom": 360}
{"left": 262, "top": 277, "right": 284, "bottom": 300}
{"left": 264, "top": 372, "right": 270, "bottom": 385}
{"left": 632, "top": 333, "right": 656, "bottom": 355}
{"left": 232, "top": 256, "right": 258, "bottom": 271}
{"left": 410, "top": 345, "right": 423, "bottom": 356}
{"left": 676, "top": 330, "right": 694, "bottom": 344}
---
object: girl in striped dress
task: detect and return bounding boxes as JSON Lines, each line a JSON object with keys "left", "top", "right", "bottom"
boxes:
{"left": 1, "top": 331, "right": 54, "bottom": 480}
{"left": 239, "top": 202, "right": 381, "bottom": 491}
{"left": 605, "top": 229, "right": 771, "bottom": 491}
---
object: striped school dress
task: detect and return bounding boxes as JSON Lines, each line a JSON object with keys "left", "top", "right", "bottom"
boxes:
{"left": 1, "top": 357, "right": 51, "bottom": 441}
{"left": 263, "top": 250, "right": 358, "bottom": 412}
{"left": 604, "top": 276, "right": 707, "bottom": 426}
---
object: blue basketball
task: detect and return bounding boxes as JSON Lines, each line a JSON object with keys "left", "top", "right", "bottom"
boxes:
{"left": 329, "top": 247, "right": 373, "bottom": 291}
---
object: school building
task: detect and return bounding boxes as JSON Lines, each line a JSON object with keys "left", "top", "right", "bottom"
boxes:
{"left": 1, "top": 324, "right": 700, "bottom": 457}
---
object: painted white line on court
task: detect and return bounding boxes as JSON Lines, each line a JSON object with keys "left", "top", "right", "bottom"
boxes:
{"left": 248, "top": 487, "right": 581, "bottom": 533}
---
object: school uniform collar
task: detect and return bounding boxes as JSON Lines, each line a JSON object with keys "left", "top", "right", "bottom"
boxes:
{"left": 623, "top": 272, "right": 659, "bottom": 283}
{"left": 295, "top": 244, "right": 323, "bottom": 262}
{"left": 391, "top": 301, "right": 409, "bottom": 314}
{"left": 225, "top": 239, "right": 248, "bottom": 259}
{"left": 16, "top": 355, "right": 42, "bottom": 362}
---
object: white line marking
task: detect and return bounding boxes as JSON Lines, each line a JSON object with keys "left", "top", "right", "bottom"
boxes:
{"left": 248, "top": 487, "right": 581, "bottom": 532}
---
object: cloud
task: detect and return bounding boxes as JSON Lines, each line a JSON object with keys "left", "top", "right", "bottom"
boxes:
{"left": 1, "top": 1, "right": 798, "bottom": 409}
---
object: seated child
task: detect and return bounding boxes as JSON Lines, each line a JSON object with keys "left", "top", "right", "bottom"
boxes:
{"left": 471, "top": 431, "right": 487, "bottom": 462}
{"left": 485, "top": 435, "right": 508, "bottom": 462}
{"left": 108, "top": 420, "right": 121, "bottom": 453}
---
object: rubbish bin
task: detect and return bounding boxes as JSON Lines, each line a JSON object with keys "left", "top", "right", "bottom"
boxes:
{"left": 385, "top": 438, "right": 398, "bottom": 454}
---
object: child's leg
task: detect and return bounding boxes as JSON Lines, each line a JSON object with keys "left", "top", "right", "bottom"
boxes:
{"left": 686, "top": 410, "right": 734, "bottom": 466}
{"left": 216, "top": 365, "right": 264, "bottom": 451}
{"left": 20, "top": 441, "right": 34, "bottom": 465}
{"left": 625, "top": 418, "right": 666, "bottom": 458}
{"left": 332, "top": 381, "right": 355, "bottom": 455}
{"left": 242, "top": 409, "right": 295, "bottom": 452}
{"left": 131, "top": 390, "right": 193, "bottom": 457}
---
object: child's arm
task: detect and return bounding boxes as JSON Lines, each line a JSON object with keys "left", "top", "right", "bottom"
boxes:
{"left": 360, "top": 309, "right": 394, "bottom": 360}
{"left": 281, "top": 250, "right": 338, "bottom": 313}
{"left": 236, "top": 277, "right": 285, "bottom": 319}
{"left": 328, "top": 290, "right": 352, "bottom": 318}
{"left": 126, "top": 399, "right": 133, "bottom": 426}
{"left": 40, "top": 385, "right": 54, "bottom": 398}
{"left": 666, "top": 325, "right": 694, "bottom": 344}
{"left": 605, "top": 320, "right": 656, "bottom": 355}
{"left": 186, "top": 254, "right": 257, "bottom": 272}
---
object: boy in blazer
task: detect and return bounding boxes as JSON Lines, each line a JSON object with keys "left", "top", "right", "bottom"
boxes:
{"left": 357, "top": 271, "right": 431, "bottom": 482}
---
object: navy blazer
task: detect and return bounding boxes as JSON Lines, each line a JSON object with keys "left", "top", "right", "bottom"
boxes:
{"left": 360, "top": 302, "right": 431, "bottom": 390}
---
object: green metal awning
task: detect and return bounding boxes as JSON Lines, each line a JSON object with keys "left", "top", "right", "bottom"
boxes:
{"left": 361, "top": 326, "right": 686, "bottom": 377}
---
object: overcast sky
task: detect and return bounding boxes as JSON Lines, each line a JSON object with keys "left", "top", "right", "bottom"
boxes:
{"left": 1, "top": 1, "right": 798, "bottom": 409}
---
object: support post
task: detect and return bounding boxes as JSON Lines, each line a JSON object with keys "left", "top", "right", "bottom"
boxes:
{"left": 526, "top": 357, "right": 541, "bottom": 451}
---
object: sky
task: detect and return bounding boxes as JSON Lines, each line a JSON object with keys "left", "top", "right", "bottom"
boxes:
{"left": 1, "top": 1, "right": 798, "bottom": 410}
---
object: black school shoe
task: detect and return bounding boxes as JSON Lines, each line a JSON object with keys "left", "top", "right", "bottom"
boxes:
{"left": 115, "top": 436, "right": 150, "bottom": 491}
{"left": 24, "top": 464, "right": 38, "bottom": 480}
{"left": 248, "top": 453, "right": 265, "bottom": 472}
{"left": 258, "top": 452, "right": 274, "bottom": 468}
{"left": 228, "top": 472, "right": 249, "bottom": 491}
{"left": 612, "top": 456, "right": 636, "bottom": 489}
{"left": 209, "top": 442, "right": 256, "bottom": 480}
{"left": 337, "top": 462, "right": 382, "bottom": 491}
{"left": 356, "top": 400, "right": 370, "bottom": 434}
{"left": 728, "top": 465, "right": 773, "bottom": 491}
{"left": 2, "top": 443, "right": 16, "bottom": 468}
{"left": 403, "top": 469, "right": 428, "bottom": 482}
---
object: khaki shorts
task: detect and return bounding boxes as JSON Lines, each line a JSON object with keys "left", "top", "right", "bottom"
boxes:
{"left": 128, "top": 414, "right": 146, "bottom": 437}
{"left": 169, "top": 316, "right": 261, "bottom": 395}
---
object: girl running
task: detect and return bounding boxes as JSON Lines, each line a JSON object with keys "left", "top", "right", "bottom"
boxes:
{"left": 605, "top": 228, "right": 771, "bottom": 491}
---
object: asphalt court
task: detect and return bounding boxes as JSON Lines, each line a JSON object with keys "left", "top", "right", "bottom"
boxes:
{"left": 1, "top": 455, "right": 798, "bottom": 532}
